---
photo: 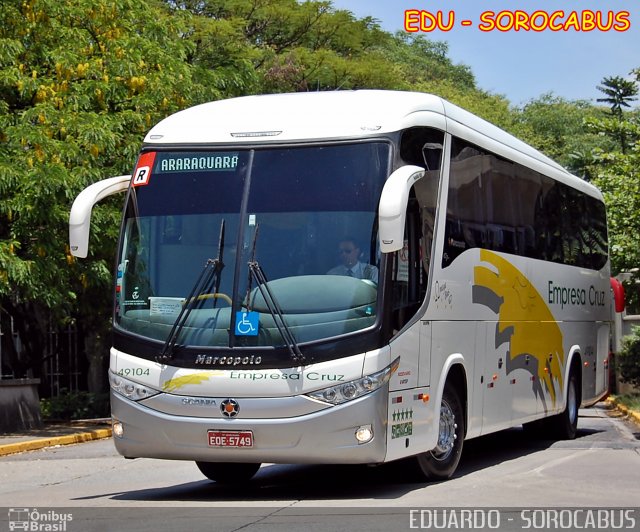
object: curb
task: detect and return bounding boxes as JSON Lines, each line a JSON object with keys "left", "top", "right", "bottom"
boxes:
{"left": 0, "top": 428, "right": 112, "bottom": 457}
{"left": 605, "top": 397, "right": 640, "bottom": 426}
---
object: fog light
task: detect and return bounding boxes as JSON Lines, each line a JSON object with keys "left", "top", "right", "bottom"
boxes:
{"left": 355, "top": 424, "right": 374, "bottom": 444}
{"left": 113, "top": 421, "right": 124, "bottom": 438}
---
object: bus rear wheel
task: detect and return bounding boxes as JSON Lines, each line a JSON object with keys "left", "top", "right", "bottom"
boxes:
{"left": 413, "top": 383, "right": 464, "bottom": 481}
{"left": 548, "top": 369, "right": 579, "bottom": 439}
{"left": 195, "top": 461, "right": 261, "bottom": 484}
{"left": 523, "top": 367, "right": 580, "bottom": 440}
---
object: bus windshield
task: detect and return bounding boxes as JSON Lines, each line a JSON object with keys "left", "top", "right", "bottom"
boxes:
{"left": 115, "top": 142, "right": 391, "bottom": 349}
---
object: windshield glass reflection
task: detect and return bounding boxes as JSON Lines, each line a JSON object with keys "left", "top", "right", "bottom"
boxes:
{"left": 115, "top": 142, "right": 390, "bottom": 349}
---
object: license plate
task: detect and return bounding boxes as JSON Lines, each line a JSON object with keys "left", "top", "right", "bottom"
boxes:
{"left": 207, "top": 430, "right": 253, "bottom": 448}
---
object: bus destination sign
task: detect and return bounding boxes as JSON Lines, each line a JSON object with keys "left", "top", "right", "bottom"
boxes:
{"left": 156, "top": 152, "right": 240, "bottom": 173}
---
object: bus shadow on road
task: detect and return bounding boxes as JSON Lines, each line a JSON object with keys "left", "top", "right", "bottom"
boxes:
{"left": 456, "top": 425, "right": 601, "bottom": 474}
{"left": 99, "top": 424, "right": 602, "bottom": 503}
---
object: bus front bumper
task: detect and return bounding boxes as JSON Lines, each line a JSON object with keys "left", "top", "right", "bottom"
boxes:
{"left": 110, "top": 388, "right": 389, "bottom": 464}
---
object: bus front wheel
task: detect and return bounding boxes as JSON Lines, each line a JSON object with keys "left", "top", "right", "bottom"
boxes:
{"left": 413, "top": 383, "right": 464, "bottom": 481}
{"left": 195, "top": 461, "right": 261, "bottom": 484}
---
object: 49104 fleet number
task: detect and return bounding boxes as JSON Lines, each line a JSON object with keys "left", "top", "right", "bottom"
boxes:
{"left": 117, "top": 367, "right": 150, "bottom": 377}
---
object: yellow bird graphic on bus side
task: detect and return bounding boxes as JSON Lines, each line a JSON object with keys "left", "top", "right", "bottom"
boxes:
{"left": 473, "top": 249, "right": 564, "bottom": 409}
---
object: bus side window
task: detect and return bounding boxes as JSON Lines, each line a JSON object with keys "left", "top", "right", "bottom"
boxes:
{"left": 392, "top": 194, "right": 426, "bottom": 331}
{"left": 400, "top": 126, "right": 443, "bottom": 276}
{"left": 443, "top": 218, "right": 467, "bottom": 267}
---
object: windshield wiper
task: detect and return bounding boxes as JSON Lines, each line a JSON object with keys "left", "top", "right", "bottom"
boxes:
{"left": 157, "top": 220, "right": 226, "bottom": 363}
{"left": 245, "top": 225, "right": 305, "bottom": 365}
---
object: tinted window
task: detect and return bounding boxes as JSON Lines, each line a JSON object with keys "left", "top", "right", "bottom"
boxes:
{"left": 443, "top": 137, "right": 608, "bottom": 270}
{"left": 115, "top": 142, "right": 390, "bottom": 349}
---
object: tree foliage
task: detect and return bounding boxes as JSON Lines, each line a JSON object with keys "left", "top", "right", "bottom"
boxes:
{"left": 596, "top": 75, "right": 639, "bottom": 153}
{"left": 597, "top": 75, "right": 638, "bottom": 117}
{"left": 587, "top": 72, "right": 640, "bottom": 310}
{"left": 590, "top": 115, "right": 640, "bottom": 273}
{"left": 616, "top": 325, "right": 640, "bottom": 389}
{"left": 514, "top": 94, "right": 611, "bottom": 176}
{"left": 0, "top": 0, "right": 220, "bottom": 381}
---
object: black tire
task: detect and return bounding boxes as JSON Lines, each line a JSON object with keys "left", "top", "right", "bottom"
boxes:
{"left": 523, "top": 368, "right": 579, "bottom": 440}
{"left": 195, "top": 461, "right": 261, "bottom": 484}
{"left": 548, "top": 369, "right": 579, "bottom": 440}
{"left": 412, "top": 383, "right": 465, "bottom": 481}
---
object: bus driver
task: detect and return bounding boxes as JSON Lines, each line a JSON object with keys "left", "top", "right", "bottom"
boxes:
{"left": 327, "top": 237, "right": 378, "bottom": 283}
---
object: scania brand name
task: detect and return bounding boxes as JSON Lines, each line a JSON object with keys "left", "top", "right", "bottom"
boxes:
{"left": 181, "top": 398, "right": 217, "bottom": 406}
{"left": 195, "top": 354, "right": 263, "bottom": 366}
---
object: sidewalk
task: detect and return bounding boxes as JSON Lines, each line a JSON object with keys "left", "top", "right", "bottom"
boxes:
{"left": 605, "top": 396, "right": 640, "bottom": 425}
{"left": 0, "top": 418, "right": 112, "bottom": 457}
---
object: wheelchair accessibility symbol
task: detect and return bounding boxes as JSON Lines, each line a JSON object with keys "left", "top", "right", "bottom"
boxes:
{"left": 235, "top": 311, "right": 260, "bottom": 336}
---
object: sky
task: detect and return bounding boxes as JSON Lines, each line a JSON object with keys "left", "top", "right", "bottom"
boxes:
{"left": 330, "top": 0, "right": 640, "bottom": 107}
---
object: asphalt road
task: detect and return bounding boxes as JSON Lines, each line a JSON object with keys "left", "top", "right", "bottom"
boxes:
{"left": 0, "top": 403, "right": 638, "bottom": 531}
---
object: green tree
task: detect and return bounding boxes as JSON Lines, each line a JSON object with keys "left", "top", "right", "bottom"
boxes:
{"left": 597, "top": 75, "right": 638, "bottom": 117}
{"left": 172, "top": 1, "right": 492, "bottom": 95}
{"left": 514, "top": 94, "right": 610, "bottom": 177}
{"left": 173, "top": 0, "right": 400, "bottom": 92}
{"left": 587, "top": 107, "right": 640, "bottom": 312}
{"left": 0, "top": 0, "right": 220, "bottom": 386}
{"left": 587, "top": 72, "right": 640, "bottom": 283}
{"left": 596, "top": 75, "right": 639, "bottom": 153}
{"left": 383, "top": 32, "right": 476, "bottom": 91}
{"left": 616, "top": 326, "right": 640, "bottom": 389}
{"left": 590, "top": 119, "right": 640, "bottom": 274}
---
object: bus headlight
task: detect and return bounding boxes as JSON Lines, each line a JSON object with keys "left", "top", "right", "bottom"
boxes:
{"left": 306, "top": 358, "right": 399, "bottom": 405}
{"left": 109, "top": 371, "right": 159, "bottom": 401}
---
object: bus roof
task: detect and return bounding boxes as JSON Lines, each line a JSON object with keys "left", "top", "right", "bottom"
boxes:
{"left": 143, "top": 90, "right": 598, "bottom": 197}
{"left": 145, "top": 90, "right": 445, "bottom": 144}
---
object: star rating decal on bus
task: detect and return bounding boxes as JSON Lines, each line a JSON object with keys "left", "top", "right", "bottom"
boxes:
{"left": 392, "top": 408, "right": 414, "bottom": 422}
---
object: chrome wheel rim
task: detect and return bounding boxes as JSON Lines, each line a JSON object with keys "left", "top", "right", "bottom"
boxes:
{"left": 567, "top": 378, "right": 578, "bottom": 425}
{"left": 432, "top": 398, "right": 457, "bottom": 461}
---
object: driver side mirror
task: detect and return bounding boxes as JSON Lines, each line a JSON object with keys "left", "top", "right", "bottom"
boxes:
{"left": 69, "top": 175, "right": 131, "bottom": 258}
{"left": 378, "top": 165, "right": 425, "bottom": 253}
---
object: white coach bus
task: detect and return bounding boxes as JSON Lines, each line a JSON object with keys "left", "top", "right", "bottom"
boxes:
{"left": 69, "top": 90, "right": 616, "bottom": 483}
